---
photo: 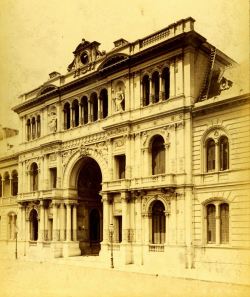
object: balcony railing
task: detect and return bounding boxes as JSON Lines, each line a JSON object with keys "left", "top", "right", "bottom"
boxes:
{"left": 149, "top": 244, "right": 165, "bottom": 252}
{"left": 132, "top": 173, "right": 175, "bottom": 188}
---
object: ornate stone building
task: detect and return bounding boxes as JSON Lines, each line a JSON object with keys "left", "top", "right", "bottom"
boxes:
{"left": 0, "top": 17, "right": 249, "bottom": 284}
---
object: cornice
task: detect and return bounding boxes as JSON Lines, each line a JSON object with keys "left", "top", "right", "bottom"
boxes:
{"left": 12, "top": 31, "right": 205, "bottom": 114}
{"left": 192, "top": 93, "right": 250, "bottom": 116}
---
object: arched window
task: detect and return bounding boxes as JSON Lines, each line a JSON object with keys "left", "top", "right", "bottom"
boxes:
{"left": 207, "top": 204, "right": 216, "bottom": 243}
{"left": 142, "top": 75, "right": 150, "bottom": 106}
{"left": 219, "top": 136, "right": 229, "bottom": 171}
{"left": 206, "top": 202, "right": 229, "bottom": 245}
{"left": 31, "top": 117, "right": 36, "bottom": 139}
{"left": 91, "top": 93, "right": 98, "bottom": 122}
{"left": 63, "top": 102, "right": 71, "bottom": 130}
{"left": 37, "top": 115, "right": 41, "bottom": 138}
{"left": 152, "top": 201, "right": 165, "bottom": 244}
{"left": 29, "top": 209, "right": 38, "bottom": 241}
{"left": 0, "top": 175, "right": 2, "bottom": 197}
{"left": 206, "top": 139, "right": 215, "bottom": 172}
{"left": 72, "top": 99, "right": 80, "bottom": 127}
{"left": 81, "top": 96, "right": 88, "bottom": 124}
{"left": 152, "top": 135, "right": 165, "bottom": 175}
{"left": 4, "top": 172, "right": 10, "bottom": 197}
{"left": 100, "top": 89, "right": 108, "bottom": 119}
{"left": 31, "top": 163, "right": 38, "bottom": 191}
{"left": 11, "top": 171, "right": 18, "bottom": 196}
{"left": 162, "top": 67, "right": 170, "bottom": 100}
{"left": 152, "top": 72, "right": 160, "bottom": 103}
{"left": 27, "top": 119, "right": 31, "bottom": 141}
{"left": 220, "top": 203, "right": 229, "bottom": 243}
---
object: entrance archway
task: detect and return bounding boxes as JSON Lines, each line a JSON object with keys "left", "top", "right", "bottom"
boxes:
{"left": 89, "top": 209, "right": 100, "bottom": 242}
{"left": 30, "top": 209, "right": 38, "bottom": 241}
{"left": 76, "top": 157, "right": 102, "bottom": 255}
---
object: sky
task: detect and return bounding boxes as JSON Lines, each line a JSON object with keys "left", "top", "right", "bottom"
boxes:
{"left": 0, "top": 0, "right": 249, "bottom": 128}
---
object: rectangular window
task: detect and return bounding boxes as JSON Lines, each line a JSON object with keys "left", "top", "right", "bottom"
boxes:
{"left": 115, "top": 155, "right": 126, "bottom": 179}
{"left": 50, "top": 168, "right": 57, "bottom": 189}
{"left": 114, "top": 216, "right": 122, "bottom": 243}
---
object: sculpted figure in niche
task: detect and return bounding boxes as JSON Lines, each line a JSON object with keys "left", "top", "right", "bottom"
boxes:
{"left": 114, "top": 87, "right": 125, "bottom": 112}
{"left": 48, "top": 109, "right": 57, "bottom": 133}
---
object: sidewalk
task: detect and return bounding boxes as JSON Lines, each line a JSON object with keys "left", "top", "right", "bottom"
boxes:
{"left": 1, "top": 256, "right": 250, "bottom": 297}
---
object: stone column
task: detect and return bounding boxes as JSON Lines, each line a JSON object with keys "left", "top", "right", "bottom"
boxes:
{"left": 11, "top": 213, "right": 15, "bottom": 239}
{"left": 170, "top": 60, "right": 175, "bottom": 98}
{"left": 44, "top": 206, "right": 48, "bottom": 241}
{"left": 63, "top": 110, "right": 67, "bottom": 130}
{"left": 18, "top": 205, "right": 23, "bottom": 240}
{"left": 135, "top": 195, "right": 142, "bottom": 242}
{"left": 149, "top": 77, "right": 153, "bottom": 104}
{"left": 165, "top": 212, "right": 170, "bottom": 245}
{"left": 130, "top": 198, "right": 135, "bottom": 242}
{"left": 98, "top": 96, "right": 102, "bottom": 120}
{"left": 142, "top": 148, "right": 150, "bottom": 176}
{"left": 170, "top": 195, "right": 177, "bottom": 244}
{"left": 215, "top": 141, "right": 219, "bottom": 172}
{"left": 72, "top": 204, "right": 77, "bottom": 241}
{"left": 39, "top": 202, "right": 45, "bottom": 241}
{"left": 88, "top": 100, "right": 91, "bottom": 123}
{"left": 121, "top": 192, "right": 128, "bottom": 243}
{"left": 9, "top": 177, "right": 12, "bottom": 197}
{"left": 125, "top": 135, "right": 131, "bottom": 179}
{"left": 165, "top": 143, "right": 170, "bottom": 174}
{"left": 71, "top": 107, "right": 75, "bottom": 128}
{"left": 79, "top": 104, "right": 83, "bottom": 125}
{"left": 140, "top": 80, "right": 143, "bottom": 106}
{"left": 1, "top": 178, "right": 4, "bottom": 197}
{"left": 60, "top": 203, "right": 66, "bottom": 241}
{"left": 143, "top": 214, "right": 150, "bottom": 244}
{"left": 101, "top": 193, "right": 109, "bottom": 243}
{"left": 56, "top": 154, "right": 61, "bottom": 189}
{"left": 66, "top": 203, "right": 72, "bottom": 241}
{"left": 107, "top": 140, "right": 113, "bottom": 180}
{"left": 159, "top": 73, "right": 163, "bottom": 101}
{"left": 184, "top": 189, "right": 193, "bottom": 268}
{"left": 52, "top": 202, "right": 58, "bottom": 241}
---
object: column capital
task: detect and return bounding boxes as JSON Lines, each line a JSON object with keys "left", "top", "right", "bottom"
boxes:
{"left": 121, "top": 191, "right": 131, "bottom": 202}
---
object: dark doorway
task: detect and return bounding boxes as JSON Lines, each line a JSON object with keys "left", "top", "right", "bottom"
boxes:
{"left": 77, "top": 157, "right": 102, "bottom": 255}
{"left": 30, "top": 209, "right": 38, "bottom": 241}
{"left": 89, "top": 209, "right": 100, "bottom": 242}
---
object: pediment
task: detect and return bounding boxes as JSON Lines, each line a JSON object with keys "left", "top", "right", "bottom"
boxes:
{"left": 98, "top": 53, "right": 129, "bottom": 71}
{"left": 37, "top": 85, "right": 58, "bottom": 97}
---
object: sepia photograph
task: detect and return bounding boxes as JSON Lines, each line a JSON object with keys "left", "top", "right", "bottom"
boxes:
{"left": 0, "top": 0, "right": 249, "bottom": 296}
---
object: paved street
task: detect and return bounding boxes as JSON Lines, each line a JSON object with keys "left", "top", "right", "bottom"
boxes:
{"left": 0, "top": 258, "right": 250, "bottom": 297}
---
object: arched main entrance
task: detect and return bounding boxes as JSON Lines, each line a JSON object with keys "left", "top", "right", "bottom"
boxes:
{"left": 76, "top": 157, "right": 103, "bottom": 255}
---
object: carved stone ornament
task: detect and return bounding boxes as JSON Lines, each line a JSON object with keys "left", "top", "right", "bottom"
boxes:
{"left": 114, "top": 89, "right": 125, "bottom": 112}
{"left": 48, "top": 107, "right": 57, "bottom": 133}
{"left": 114, "top": 137, "right": 125, "bottom": 148}
{"left": 79, "top": 144, "right": 89, "bottom": 156}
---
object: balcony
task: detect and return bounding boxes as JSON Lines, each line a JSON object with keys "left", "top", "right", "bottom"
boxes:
{"left": 103, "top": 179, "right": 131, "bottom": 192}
{"left": 149, "top": 244, "right": 165, "bottom": 252}
{"left": 131, "top": 173, "right": 176, "bottom": 189}
{"left": 0, "top": 196, "right": 17, "bottom": 205}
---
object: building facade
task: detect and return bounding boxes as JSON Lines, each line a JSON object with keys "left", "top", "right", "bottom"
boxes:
{"left": 0, "top": 17, "right": 249, "bottom": 284}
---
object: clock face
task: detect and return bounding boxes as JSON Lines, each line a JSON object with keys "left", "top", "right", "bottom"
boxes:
{"left": 80, "top": 52, "right": 89, "bottom": 65}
